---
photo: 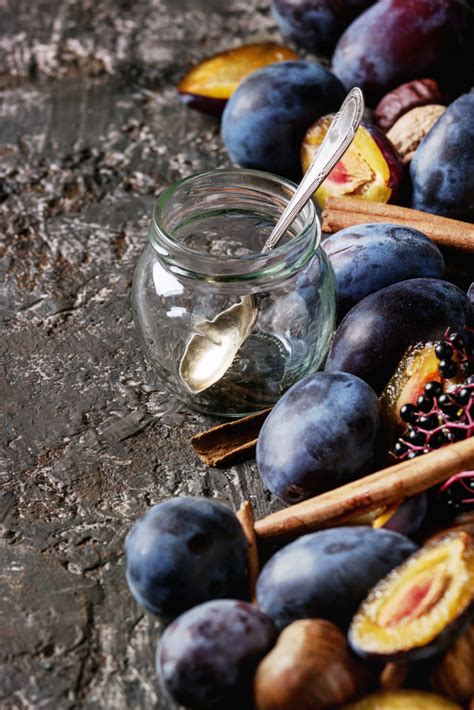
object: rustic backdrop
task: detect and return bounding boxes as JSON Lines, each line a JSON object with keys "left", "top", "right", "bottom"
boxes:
{"left": 0, "top": 1, "right": 283, "bottom": 707}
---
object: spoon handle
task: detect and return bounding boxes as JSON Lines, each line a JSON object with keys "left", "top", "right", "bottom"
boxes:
{"left": 262, "top": 87, "right": 365, "bottom": 253}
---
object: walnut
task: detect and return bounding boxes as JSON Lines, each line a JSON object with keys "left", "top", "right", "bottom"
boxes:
{"left": 386, "top": 104, "right": 446, "bottom": 164}
{"left": 374, "top": 79, "right": 443, "bottom": 132}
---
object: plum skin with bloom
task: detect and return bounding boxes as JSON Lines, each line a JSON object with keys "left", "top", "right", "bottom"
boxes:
{"left": 157, "top": 599, "right": 277, "bottom": 709}
{"left": 125, "top": 497, "right": 248, "bottom": 619}
{"left": 411, "top": 92, "right": 474, "bottom": 221}
{"left": 325, "top": 278, "right": 474, "bottom": 396}
{"left": 256, "top": 526, "right": 417, "bottom": 630}
{"left": 256, "top": 371, "right": 382, "bottom": 504}
{"left": 221, "top": 60, "right": 346, "bottom": 179}
{"left": 322, "top": 223, "right": 444, "bottom": 318}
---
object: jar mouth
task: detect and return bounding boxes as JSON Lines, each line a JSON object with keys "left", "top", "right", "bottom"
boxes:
{"left": 149, "top": 168, "right": 320, "bottom": 284}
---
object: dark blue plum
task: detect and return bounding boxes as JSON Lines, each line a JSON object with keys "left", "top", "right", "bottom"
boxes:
{"left": 325, "top": 278, "right": 473, "bottom": 395}
{"left": 125, "top": 497, "right": 248, "bottom": 619}
{"left": 256, "top": 527, "right": 417, "bottom": 630}
{"left": 157, "top": 599, "right": 277, "bottom": 709}
{"left": 331, "top": 0, "right": 474, "bottom": 103}
{"left": 256, "top": 371, "right": 382, "bottom": 504}
{"left": 271, "top": 0, "right": 376, "bottom": 55}
{"left": 221, "top": 61, "right": 345, "bottom": 179}
{"left": 323, "top": 224, "right": 444, "bottom": 318}
{"left": 411, "top": 93, "right": 474, "bottom": 221}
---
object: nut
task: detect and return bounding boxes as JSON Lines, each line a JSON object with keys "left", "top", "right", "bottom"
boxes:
{"left": 387, "top": 104, "right": 446, "bottom": 164}
{"left": 374, "top": 78, "right": 443, "bottom": 132}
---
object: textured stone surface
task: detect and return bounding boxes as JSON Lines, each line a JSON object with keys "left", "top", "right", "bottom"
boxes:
{"left": 0, "top": 1, "right": 281, "bottom": 707}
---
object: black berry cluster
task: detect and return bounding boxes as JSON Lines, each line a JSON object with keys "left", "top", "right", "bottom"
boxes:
{"left": 393, "top": 327, "right": 474, "bottom": 463}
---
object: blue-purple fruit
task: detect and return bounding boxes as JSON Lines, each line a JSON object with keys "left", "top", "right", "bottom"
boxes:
{"left": 271, "top": 0, "right": 376, "bottom": 55}
{"left": 222, "top": 60, "right": 346, "bottom": 178}
{"left": 256, "top": 526, "right": 417, "bottom": 630}
{"left": 322, "top": 224, "right": 444, "bottom": 318}
{"left": 332, "top": 0, "right": 474, "bottom": 103}
{"left": 325, "top": 278, "right": 473, "bottom": 395}
{"left": 256, "top": 372, "right": 382, "bottom": 504}
{"left": 373, "top": 494, "right": 428, "bottom": 539}
{"left": 411, "top": 93, "right": 474, "bottom": 221}
{"left": 349, "top": 532, "right": 474, "bottom": 662}
{"left": 125, "top": 497, "right": 248, "bottom": 618}
{"left": 157, "top": 600, "right": 277, "bottom": 709}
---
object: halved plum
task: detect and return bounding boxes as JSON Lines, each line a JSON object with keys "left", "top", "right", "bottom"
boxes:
{"left": 349, "top": 532, "right": 474, "bottom": 662}
{"left": 177, "top": 43, "right": 298, "bottom": 115}
{"left": 342, "top": 690, "right": 462, "bottom": 710}
{"left": 301, "top": 116, "right": 403, "bottom": 207}
{"left": 380, "top": 342, "right": 442, "bottom": 437}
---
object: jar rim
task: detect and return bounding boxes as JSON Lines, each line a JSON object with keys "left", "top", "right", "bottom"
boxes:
{"left": 149, "top": 168, "right": 320, "bottom": 283}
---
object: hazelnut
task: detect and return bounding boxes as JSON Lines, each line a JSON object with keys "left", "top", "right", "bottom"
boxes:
{"left": 431, "top": 622, "right": 474, "bottom": 705}
{"left": 386, "top": 104, "right": 446, "bottom": 164}
{"left": 254, "top": 619, "right": 371, "bottom": 709}
{"left": 374, "top": 79, "right": 443, "bottom": 132}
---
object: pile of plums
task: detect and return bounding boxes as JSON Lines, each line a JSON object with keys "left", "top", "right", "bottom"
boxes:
{"left": 125, "top": 495, "right": 474, "bottom": 709}
{"left": 178, "top": 0, "right": 474, "bottom": 220}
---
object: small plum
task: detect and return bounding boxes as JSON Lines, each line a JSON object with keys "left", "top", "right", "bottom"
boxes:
{"left": 256, "top": 526, "right": 417, "bottom": 630}
{"left": 332, "top": 0, "right": 474, "bottom": 103}
{"left": 301, "top": 118, "right": 403, "bottom": 207}
{"left": 256, "top": 371, "right": 382, "bottom": 504}
{"left": 271, "top": 0, "right": 376, "bottom": 55}
{"left": 221, "top": 60, "right": 346, "bottom": 179}
{"left": 322, "top": 224, "right": 444, "bottom": 317}
{"left": 157, "top": 600, "right": 277, "bottom": 709}
{"left": 325, "top": 278, "right": 473, "bottom": 395}
{"left": 125, "top": 497, "right": 248, "bottom": 618}
{"left": 410, "top": 93, "right": 474, "bottom": 221}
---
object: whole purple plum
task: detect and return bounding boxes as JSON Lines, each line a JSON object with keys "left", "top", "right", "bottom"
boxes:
{"left": 256, "top": 371, "right": 382, "bottom": 504}
{"left": 125, "top": 497, "right": 248, "bottom": 619}
{"left": 411, "top": 93, "right": 474, "bottom": 221}
{"left": 256, "top": 527, "right": 417, "bottom": 630}
{"left": 271, "top": 0, "right": 376, "bottom": 55}
{"left": 157, "top": 600, "right": 277, "bottom": 708}
{"left": 325, "top": 278, "right": 473, "bottom": 395}
{"left": 221, "top": 61, "right": 345, "bottom": 178}
{"left": 322, "top": 223, "right": 444, "bottom": 318}
{"left": 332, "top": 0, "right": 474, "bottom": 103}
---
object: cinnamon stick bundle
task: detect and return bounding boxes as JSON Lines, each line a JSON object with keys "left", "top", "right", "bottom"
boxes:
{"left": 322, "top": 196, "right": 474, "bottom": 252}
{"left": 255, "top": 436, "right": 474, "bottom": 539}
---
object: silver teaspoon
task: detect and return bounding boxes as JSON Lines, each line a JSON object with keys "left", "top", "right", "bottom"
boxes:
{"left": 180, "top": 87, "right": 364, "bottom": 395}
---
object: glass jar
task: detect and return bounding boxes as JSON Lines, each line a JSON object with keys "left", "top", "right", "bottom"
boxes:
{"left": 132, "top": 169, "right": 336, "bottom": 417}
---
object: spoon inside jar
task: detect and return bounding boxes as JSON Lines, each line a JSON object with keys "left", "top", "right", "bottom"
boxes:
{"left": 179, "top": 87, "right": 365, "bottom": 395}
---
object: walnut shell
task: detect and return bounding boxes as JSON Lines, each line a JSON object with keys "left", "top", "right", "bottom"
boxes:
{"left": 431, "top": 622, "right": 474, "bottom": 704}
{"left": 374, "top": 78, "right": 443, "bottom": 132}
{"left": 386, "top": 105, "right": 446, "bottom": 164}
{"left": 254, "top": 619, "right": 371, "bottom": 710}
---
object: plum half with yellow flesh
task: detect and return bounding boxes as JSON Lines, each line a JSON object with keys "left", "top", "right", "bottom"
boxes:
{"left": 349, "top": 532, "right": 474, "bottom": 662}
{"left": 301, "top": 116, "right": 402, "bottom": 207}
{"left": 177, "top": 43, "right": 298, "bottom": 115}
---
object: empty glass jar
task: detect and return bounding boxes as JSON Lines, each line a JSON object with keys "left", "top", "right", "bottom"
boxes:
{"left": 132, "top": 169, "right": 336, "bottom": 417}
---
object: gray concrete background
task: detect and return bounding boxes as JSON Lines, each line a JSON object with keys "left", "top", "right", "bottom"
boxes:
{"left": 0, "top": 1, "right": 282, "bottom": 707}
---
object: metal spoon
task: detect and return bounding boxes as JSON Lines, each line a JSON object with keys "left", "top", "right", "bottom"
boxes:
{"left": 180, "top": 87, "right": 365, "bottom": 394}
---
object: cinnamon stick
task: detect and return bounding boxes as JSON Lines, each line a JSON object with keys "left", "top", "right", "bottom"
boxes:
{"left": 236, "top": 501, "right": 259, "bottom": 599}
{"left": 322, "top": 196, "right": 474, "bottom": 252}
{"left": 254, "top": 436, "right": 474, "bottom": 539}
{"left": 191, "top": 409, "right": 271, "bottom": 467}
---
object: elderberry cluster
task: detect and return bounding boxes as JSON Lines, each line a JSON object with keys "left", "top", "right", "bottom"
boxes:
{"left": 394, "top": 327, "right": 474, "bottom": 462}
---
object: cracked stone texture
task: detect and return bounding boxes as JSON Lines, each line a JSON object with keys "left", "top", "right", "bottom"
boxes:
{"left": 0, "top": 1, "right": 283, "bottom": 707}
